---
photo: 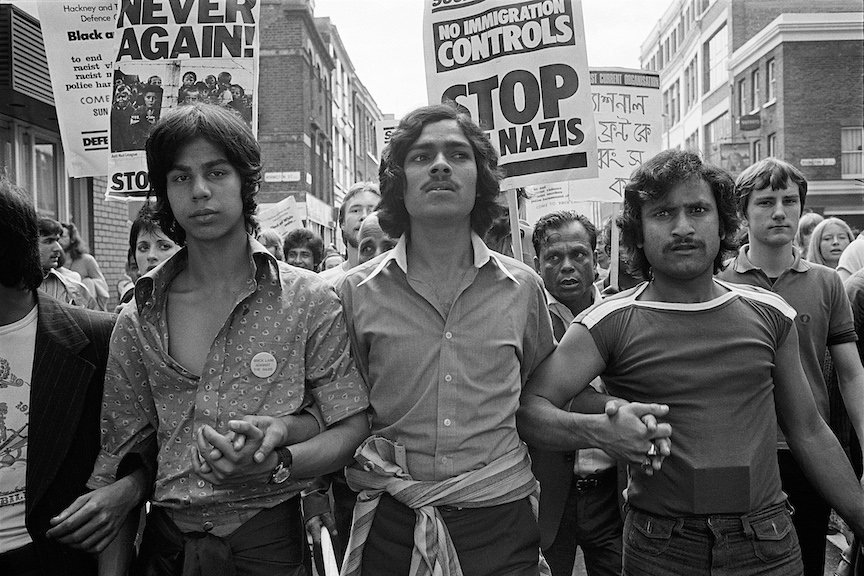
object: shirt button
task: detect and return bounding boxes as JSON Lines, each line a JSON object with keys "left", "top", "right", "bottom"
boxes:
{"left": 445, "top": 331, "right": 453, "bottom": 339}
{"left": 444, "top": 374, "right": 452, "bottom": 382}
{"left": 202, "top": 521, "right": 214, "bottom": 532}
{"left": 198, "top": 480, "right": 205, "bottom": 488}
{"left": 443, "top": 418, "right": 452, "bottom": 426}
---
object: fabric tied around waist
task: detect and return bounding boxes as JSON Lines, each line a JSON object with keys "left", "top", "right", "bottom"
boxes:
{"left": 339, "top": 435, "right": 550, "bottom": 576}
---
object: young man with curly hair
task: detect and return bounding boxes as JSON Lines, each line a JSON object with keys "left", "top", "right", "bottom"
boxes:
{"left": 521, "top": 149, "right": 864, "bottom": 576}
{"left": 338, "top": 104, "right": 669, "bottom": 576}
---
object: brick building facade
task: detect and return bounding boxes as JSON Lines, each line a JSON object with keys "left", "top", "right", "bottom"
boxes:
{"left": 641, "top": 0, "right": 863, "bottom": 226}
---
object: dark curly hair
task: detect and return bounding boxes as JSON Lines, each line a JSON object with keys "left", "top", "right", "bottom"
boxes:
{"left": 146, "top": 104, "right": 260, "bottom": 244}
{"left": 283, "top": 228, "right": 325, "bottom": 268}
{"left": 377, "top": 103, "right": 503, "bottom": 238}
{"left": 618, "top": 149, "right": 739, "bottom": 279}
{"left": 0, "top": 176, "right": 43, "bottom": 292}
{"left": 733, "top": 157, "right": 807, "bottom": 218}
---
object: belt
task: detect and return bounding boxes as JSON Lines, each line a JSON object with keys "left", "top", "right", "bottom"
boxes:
{"left": 573, "top": 467, "right": 616, "bottom": 492}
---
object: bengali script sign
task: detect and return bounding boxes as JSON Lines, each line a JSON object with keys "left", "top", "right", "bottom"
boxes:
{"left": 38, "top": 0, "right": 117, "bottom": 178}
{"left": 107, "top": 0, "right": 260, "bottom": 199}
{"left": 424, "top": 0, "right": 598, "bottom": 189}
{"left": 525, "top": 67, "right": 661, "bottom": 223}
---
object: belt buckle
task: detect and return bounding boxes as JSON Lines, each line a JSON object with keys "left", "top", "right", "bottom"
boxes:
{"left": 574, "top": 477, "right": 600, "bottom": 492}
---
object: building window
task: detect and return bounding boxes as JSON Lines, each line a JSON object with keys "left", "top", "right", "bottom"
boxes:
{"left": 703, "top": 24, "right": 728, "bottom": 94}
{"left": 750, "top": 68, "right": 761, "bottom": 111}
{"left": 12, "top": 125, "right": 65, "bottom": 221}
{"left": 842, "top": 127, "right": 863, "bottom": 178}
{"left": 685, "top": 57, "right": 698, "bottom": 110}
{"left": 704, "top": 112, "right": 731, "bottom": 165}
{"left": 737, "top": 79, "right": 747, "bottom": 116}
{"left": 752, "top": 140, "right": 762, "bottom": 162}
{"left": 766, "top": 59, "right": 776, "bottom": 102}
{"left": 767, "top": 133, "right": 777, "bottom": 158}
{"left": 685, "top": 131, "right": 700, "bottom": 152}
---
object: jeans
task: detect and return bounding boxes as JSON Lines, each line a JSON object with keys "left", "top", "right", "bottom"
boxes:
{"left": 778, "top": 449, "right": 831, "bottom": 576}
{"left": 544, "top": 469, "right": 622, "bottom": 576}
{"left": 623, "top": 502, "right": 803, "bottom": 576}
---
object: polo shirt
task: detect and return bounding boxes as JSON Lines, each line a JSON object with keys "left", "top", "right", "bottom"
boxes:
{"left": 718, "top": 245, "right": 856, "bottom": 446}
{"left": 340, "top": 233, "right": 556, "bottom": 482}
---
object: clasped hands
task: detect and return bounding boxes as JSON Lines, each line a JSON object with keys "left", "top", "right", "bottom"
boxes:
{"left": 602, "top": 399, "right": 672, "bottom": 476}
{"left": 191, "top": 415, "right": 294, "bottom": 485}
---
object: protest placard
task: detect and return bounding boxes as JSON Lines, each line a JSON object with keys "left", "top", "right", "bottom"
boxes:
{"left": 524, "top": 67, "right": 662, "bottom": 223}
{"left": 38, "top": 0, "right": 117, "bottom": 178}
{"left": 107, "top": 0, "right": 260, "bottom": 199}
{"left": 257, "top": 195, "right": 305, "bottom": 238}
{"left": 375, "top": 118, "right": 400, "bottom": 163}
{"left": 423, "top": 0, "right": 598, "bottom": 190}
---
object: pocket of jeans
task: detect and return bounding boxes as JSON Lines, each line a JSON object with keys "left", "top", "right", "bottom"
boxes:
{"left": 749, "top": 512, "right": 796, "bottom": 563}
{"left": 626, "top": 512, "right": 675, "bottom": 556}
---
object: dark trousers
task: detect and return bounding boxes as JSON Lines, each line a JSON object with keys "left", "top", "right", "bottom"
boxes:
{"left": 133, "top": 499, "right": 310, "bottom": 576}
{"left": 544, "top": 469, "right": 623, "bottom": 576}
{"left": 778, "top": 449, "right": 830, "bottom": 576}
{"left": 360, "top": 494, "right": 541, "bottom": 576}
{"left": 0, "top": 543, "right": 40, "bottom": 576}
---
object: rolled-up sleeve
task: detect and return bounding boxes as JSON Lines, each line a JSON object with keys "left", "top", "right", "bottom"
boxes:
{"left": 87, "top": 310, "right": 158, "bottom": 489}
{"left": 305, "top": 285, "right": 369, "bottom": 427}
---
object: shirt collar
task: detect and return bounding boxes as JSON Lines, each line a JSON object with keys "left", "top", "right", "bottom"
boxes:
{"left": 135, "top": 236, "right": 280, "bottom": 315}
{"left": 544, "top": 284, "right": 602, "bottom": 317}
{"left": 732, "top": 243, "right": 810, "bottom": 274}
{"left": 358, "top": 232, "right": 520, "bottom": 287}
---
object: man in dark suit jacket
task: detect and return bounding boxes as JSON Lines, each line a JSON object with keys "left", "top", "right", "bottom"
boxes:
{"left": 0, "top": 177, "right": 148, "bottom": 575}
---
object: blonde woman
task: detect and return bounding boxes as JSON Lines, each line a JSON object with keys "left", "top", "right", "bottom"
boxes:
{"left": 807, "top": 217, "right": 853, "bottom": 269}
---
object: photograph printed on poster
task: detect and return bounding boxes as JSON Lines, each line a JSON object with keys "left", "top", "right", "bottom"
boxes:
{"left": 110, "top": 59, "right": 254, "bottom": 153}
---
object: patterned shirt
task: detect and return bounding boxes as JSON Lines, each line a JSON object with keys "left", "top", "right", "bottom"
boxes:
{"left": 340, "top": 233, "right": 556, "bottom": 481}
{"left": 88, "top": 238, "right": 368, "bottom": 530}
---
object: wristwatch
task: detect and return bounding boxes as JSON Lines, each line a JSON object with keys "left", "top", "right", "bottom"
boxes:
{"left": 268, "top": 447, "right": 293, "bottom": 484}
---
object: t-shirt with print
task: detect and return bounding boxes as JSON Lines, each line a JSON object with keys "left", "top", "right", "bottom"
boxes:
{"left": 0, "top": 305, "right": 37, "bottom": 553}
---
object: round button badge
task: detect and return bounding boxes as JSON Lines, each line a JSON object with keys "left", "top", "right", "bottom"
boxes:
{"left": 251, "top": 352, "right": 278, "bottom": 378}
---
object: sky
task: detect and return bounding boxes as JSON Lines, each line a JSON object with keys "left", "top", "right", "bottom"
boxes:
{"left": 5, "top": 0, "right": 673, "bottom": 118}
{"left": 312, "top": 0, "right": 673, "bottom": 118}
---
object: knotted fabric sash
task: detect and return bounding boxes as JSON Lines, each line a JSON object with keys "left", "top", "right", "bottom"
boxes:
{"left": 340, "top": 435, "right": 551, "bottom": 576}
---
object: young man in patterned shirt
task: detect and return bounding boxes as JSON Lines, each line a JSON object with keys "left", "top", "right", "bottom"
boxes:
{"left": 87, "top": 104, "right": 369, "bottom": 575}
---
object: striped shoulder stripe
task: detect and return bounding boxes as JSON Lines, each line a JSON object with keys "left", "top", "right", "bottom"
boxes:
{"left": 577, "top": 285, "right": 645, "bottom": 330}
{"left": 713, "top": 279, "right": 797, "bottom": 320}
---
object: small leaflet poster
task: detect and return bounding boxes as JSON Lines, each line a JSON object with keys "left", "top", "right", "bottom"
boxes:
{"left": 524, "top": 67, "right": 662, "bottom": 223}
{"left": 423, "top": 0, "right": 599, "bottom": 190}
{"left": 107, "top": 0, "right": 260, "bottom": 198}
{"left": 38, "top": 0, "right": 117, "bottom": 178}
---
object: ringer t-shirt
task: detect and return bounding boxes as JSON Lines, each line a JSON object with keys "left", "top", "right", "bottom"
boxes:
{"left": 576, "top": 279, "right": 795, "bottom": 517}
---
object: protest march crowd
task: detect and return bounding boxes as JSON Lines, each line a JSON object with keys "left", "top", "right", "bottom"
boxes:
{"left": 3, "top": 100, "right": 864, "bottom": 576}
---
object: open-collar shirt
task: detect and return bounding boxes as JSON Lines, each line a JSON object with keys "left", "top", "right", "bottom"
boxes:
{"left": 88, "top": 238, "right": 368, "bottom": 527}
{"left": 340, "top": 233, "right": 555, "bottom": 481}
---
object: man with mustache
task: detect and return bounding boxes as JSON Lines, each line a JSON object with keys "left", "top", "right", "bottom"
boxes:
{"left": 718, "top": 157, "right": 864, "bottom": 576}
{"left": 520, "top": 149, "right": 864, "bottom": 575}
{"left": 338, "top": 104, "right": 670, "bottom": 575}
{"left": 529, "top": 211, "right": 623, "bottom": 576}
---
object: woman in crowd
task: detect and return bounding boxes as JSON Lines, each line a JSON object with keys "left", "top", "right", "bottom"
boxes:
{"left": 118, "top": 205, "right": 183, "bottom": 306}
{"left": 257, "top": 228, "right": 284, "bottom": 260}
{"left": 807, "top": 217, "right": 853, "bottom": 269}
{"left": 796, "top": 211, "right": 824, "bottom": 260}
{"left": 62, "top": 222, "right": 110, "bottom": 310}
